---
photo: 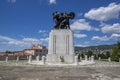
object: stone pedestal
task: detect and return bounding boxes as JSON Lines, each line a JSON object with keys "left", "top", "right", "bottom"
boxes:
{"left": 36, "top": 55, "right": 40, "bottom": 61}
{"left": 42, "top": 56, "right": 46, "bottom": 64}
{"left": 99, "top": 57, "right": 101, "bottom": 61}
{"left": 91, "top": 56, "right": 94, "bottom": 62}
{"left": 89, "top": 57, "right": 91, "bottom": 61}
{"left": 75, "top": 56, "right": 78, "bottom": 65}
{"left": 28, "top": 56, "right": 32, "bottom": 63}
{"left": 85, "top": 55, "right": 87, "bottom": 61}
{"left": 108, "top": 57, "right": 111, "bottom": 62}
{"left": 5, "top": 56, "right": 8, "bottom": 62}
{"left": 16, "top": 56, "right": 19, "bottom": 62}
{"left": 46, "top": 29, "right": 75, "bottom": 63}
{"left": 80, "top": 56, "right": 82, "bottom": 61}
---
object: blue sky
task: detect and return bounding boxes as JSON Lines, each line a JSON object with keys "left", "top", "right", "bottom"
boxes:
{"left": 0, "top": 0, "right": 120, "bottom": 52}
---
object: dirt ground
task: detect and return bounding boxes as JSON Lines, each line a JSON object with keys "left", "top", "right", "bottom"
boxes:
{"left": 0, "top": 65, "right": 120, "bottom": 80}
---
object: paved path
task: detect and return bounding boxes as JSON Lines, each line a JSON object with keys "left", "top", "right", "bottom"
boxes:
{"left": 0, "top": 60, "right": 120, "bottom": 80}
{"left": 0, "top": 66, "right": 120, "bottom": 80}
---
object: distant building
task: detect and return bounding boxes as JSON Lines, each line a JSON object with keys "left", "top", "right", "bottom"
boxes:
{"left": 24, "top": 45, "right": 48, "bottom": 59}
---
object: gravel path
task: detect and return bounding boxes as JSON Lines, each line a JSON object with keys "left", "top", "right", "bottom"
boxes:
{"left": 0, "top": 66, "right": 120, "bottom": 80}
{"left": 0, "top": 60, "right": 120, "bottom": 80}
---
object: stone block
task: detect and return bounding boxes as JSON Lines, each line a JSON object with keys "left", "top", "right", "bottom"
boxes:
{"left": 47, "top": 29, "right": 75, "bottom": 63}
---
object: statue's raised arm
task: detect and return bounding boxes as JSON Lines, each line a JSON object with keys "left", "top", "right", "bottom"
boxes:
{"left": 53, "top": 11, "right": 75, "bottom": 29}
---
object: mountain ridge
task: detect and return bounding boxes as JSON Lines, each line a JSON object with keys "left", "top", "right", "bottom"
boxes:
{"left": 75, "top": 44, "right": 114, "bottom": 51}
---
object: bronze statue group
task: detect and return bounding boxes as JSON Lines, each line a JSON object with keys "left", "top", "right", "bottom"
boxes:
{"left": 53, "top": 11, "right": 75, "bottom": 29}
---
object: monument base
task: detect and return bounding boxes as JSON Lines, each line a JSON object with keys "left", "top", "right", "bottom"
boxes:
{"left": 46, "top": 54, "right": 75, "bottom": 63}
{"left": 46, "top": 29, "right": 75, "bottom": 63}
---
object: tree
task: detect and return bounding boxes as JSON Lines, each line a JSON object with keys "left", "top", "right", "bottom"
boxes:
{"left": 78, "top": 53, "right": 81, "bottom": 60}
{"left": 86, "top": 50, "right": 93, "bottom": 58}
{"left": 98, "top": 53, "right": 106, "bottom": 59}
{"left": 5, "top": 50, "right": 12, "bottom": 53}
{"left": 117, "top": 41, "right": 120, "bottom": 49}
{"left": 106, "top": 51, "right": 111, "bottom": 58}
{"left": 81, "top": 54, "right": 85, "bottom": 58}
{"left": 94, "top": 54, "right": 98, "bottom": 60}
{"left": 111, "top": 42, "right": 120, "bottom": 62}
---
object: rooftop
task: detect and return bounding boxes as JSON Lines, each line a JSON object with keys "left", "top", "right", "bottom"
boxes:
{"left": 25, "top": 45, "right": 47, "bottom": 50}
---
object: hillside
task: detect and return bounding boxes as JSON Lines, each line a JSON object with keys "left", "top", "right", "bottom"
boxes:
{"left": 75, "top": 44, "right": 114, "bottom": 51}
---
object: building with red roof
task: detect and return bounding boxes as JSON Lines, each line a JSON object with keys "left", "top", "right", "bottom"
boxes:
{"left": 24, "top": 45, "right": 48, "bottom": 59}
{"left": 14, "top": 52, "right": 33, "bottom": 56}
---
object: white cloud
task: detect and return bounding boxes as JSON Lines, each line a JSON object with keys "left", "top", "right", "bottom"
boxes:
{"left": 75, "top": 41, "right": 90, "bottom": 47}
{"left": 71, "top": 19, "right": 92, "bottom": 31}
{"left": 22, "top": 38, "right": 41, "bottom": 46}
{"left": 40, "top": 37, "right": 49, "bottom": 42}
{"left": 38, "top": 30, "right": 48, "bottom": 33}
{"left": 91, "top": 27, "right": 100, "bottom": 31}
{"left": 75, "top": 44, "right": 90, "bottom": 47}
{"left": 38, "top": 30, "right": 49, "bottom": 37}
{"left": 84, "top": 2, "right": 120, "bottom": 21}
{"left": 92, "top": 33, "right": 120, "bottom": 41}
{"left": 84, "top": 41, "right": 89, "bottom": 44}
{"left": 92, "top": 35, "right": 110, "bottom": 41}
{"left": 0, "top": 35, "right": 16, "bottom": 41}
{"left": 110, "top": 33, "right": 120, "bottom": 39}
{"left": 71, "top": 19, "right": 100, "bottom": 31}
{"left": 0, "top": 35, "right": 49, "bottom": 48}
{"left": 8, "top": 41, "right": 23, "bottom": 45}
{"left": 7, "top": 0, "right": 16, "bottom": 3}
{"left": 0, "top": 35, "right": 23, "bottom": 45}
{"left": 74, "top": 33, "right": 87, "bottom": 38}
{"left": 101, "top": 23, "right": 120, "bottom": 34}
{"left": 23, "top": 38, "right": 39, "bottom": 42}
{"left": 73, "top": 30, "right": 81, "bottom": 34}
{"left": 49, "top": 0, "right": 56, "bottom": 4}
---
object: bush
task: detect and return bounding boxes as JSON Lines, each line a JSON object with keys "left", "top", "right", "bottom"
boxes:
{"left": 111, "top": 42, "right": 120, "bottom": 62}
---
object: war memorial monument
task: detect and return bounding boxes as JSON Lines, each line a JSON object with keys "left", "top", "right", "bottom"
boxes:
{"left": 46, "top": 11, "right": 75, "bottom": 63}
{"left": 28, "top": 11, "right": 95, "bottom": 66}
